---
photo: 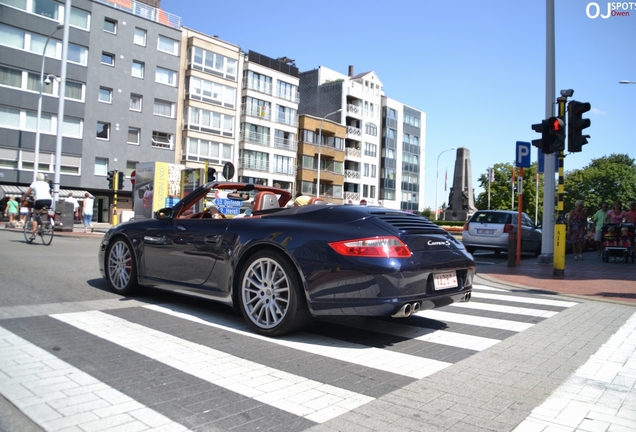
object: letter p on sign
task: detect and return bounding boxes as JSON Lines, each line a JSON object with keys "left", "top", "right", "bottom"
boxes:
{"left": 516, "top": 141, "right": 531, "bottom": 168}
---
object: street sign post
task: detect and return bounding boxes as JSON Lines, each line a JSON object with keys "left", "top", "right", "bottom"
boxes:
{"left": 516, "top": 141, "right": 531, "bottom": 168}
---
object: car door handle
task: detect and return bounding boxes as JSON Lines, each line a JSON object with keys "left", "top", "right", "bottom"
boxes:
{"left": 144, "top": 235, "right": 168, "bottom": 245}
{"left": 176, "top": 224, "right": 187, "bottom": 231}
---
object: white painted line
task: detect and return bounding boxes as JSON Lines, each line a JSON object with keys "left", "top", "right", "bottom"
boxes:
{"left": 52, "top": 311, "right": 374, "bottom": 424}
{"left": 514, "top": 312, "right": 636, "bottom": 431}
{"left": 449, "top": 301, "right": 559, "bottom": 318}
{"left": 0, "top": 326, "right": 188, "bottom": 432}
{"left": 471, "top": 291, "right": 578, "bottom": 308}
{"left": 329, "top": 318, "right": 501, "bottom": 351}
{"left": 415, "top": 310, "right": 535, "bottom": 332}
{"left": 472, "top": 284, "right": 508, "bottom": 292}
{"left": 142, "top": 304, "right": 451, "bottom": 379}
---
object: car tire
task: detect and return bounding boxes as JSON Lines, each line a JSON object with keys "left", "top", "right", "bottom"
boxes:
{"left": 106, "top": 237, "right": 138, "bottom": 295}
{"left": 238, "top": 250, "right": 312, "bottom": 336}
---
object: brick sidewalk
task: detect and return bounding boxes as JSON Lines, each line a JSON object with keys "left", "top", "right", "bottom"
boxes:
{"left": 478, "top": 250, "right": 636, "bottom": 305}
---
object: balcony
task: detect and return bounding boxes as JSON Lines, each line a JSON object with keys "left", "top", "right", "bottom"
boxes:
{"left": 240, "top": 158, "right": 269, "bottom": 172}
{"left": 242, "top": 106, "right": 271, "bottom": 121}
{"left": 345, "top": 191, "right": 360, "bottom": 202}
{"left": 345, "top": 169, "right": 360, "bottom": 179}
{"left": 242, "top": 78, "right": 273, "bottom": 96}
{"left": 345, "top": 147, "right": 361, "bottom": 159}
{"left": 347, "top": 104, "right": 361, "bottom": 117}
{"left": 94, "top": 0, "right": 181, "bottom": 29}
{"left": 347, "top": 125, "right": 362, "bottom": 137}
{"left": 273, "top": 165, "right": 297, "bottom": 176}
{"left": 240, "top": 131, "right": 270, "bottom": 147}
{"left": 274, "top": 136, "right": 298, "bottom": 152}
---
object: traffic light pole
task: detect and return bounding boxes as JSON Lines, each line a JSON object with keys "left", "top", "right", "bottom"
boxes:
{"left": 112, "top": 171, "right": 119, "bottom": 227}
{"left": 553, "top": 96, "right": 567, "bottom": 276}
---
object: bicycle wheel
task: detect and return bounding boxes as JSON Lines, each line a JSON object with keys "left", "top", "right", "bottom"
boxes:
{"left": 40, "top": 219, "right": 54, "bottom": 245}
{"left": 23, "top": 213, "right": 35, "bottom": 243}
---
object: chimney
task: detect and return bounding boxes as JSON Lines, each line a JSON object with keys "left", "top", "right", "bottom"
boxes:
{"left": 348, "top": 65, "right": 354, "bottom": 77}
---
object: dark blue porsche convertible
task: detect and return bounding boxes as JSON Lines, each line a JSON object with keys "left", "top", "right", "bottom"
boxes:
{"left": 99, "top": 182, "right": 475, "bottom": 336}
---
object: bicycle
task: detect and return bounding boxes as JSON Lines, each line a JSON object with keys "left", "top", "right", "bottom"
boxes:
{"left": 23, "top": 203, "right": 55, "bottom": 245}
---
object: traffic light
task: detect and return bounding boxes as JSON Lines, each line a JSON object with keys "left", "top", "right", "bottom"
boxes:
{"left": 531, "top": 121, "right": 546, "bottom": 149}
{"left": 206, "top": 167, "right": 216, "bottom": 183}
{"left": 107, "top": 170, "right": 115, "bottom": 189}
{"left": 117, "top": 171, "right": 124, "bottom": 190}
{"left": 567, "top": 101, "right": 591, "bottom": 152}
{"left": 546, "top": 116, "right": 565, "bottom": 154}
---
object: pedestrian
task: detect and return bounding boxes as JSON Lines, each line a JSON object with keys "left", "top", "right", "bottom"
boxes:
{"left": 82, "top": 192, "right": 94, "bottom": 233}
{"left": 64, "top": 193, "right": 79, "bottom": 221}
{"left": 294, "top": 195, "right": 310, "bottom": 206}
{"left": 626, "top": 201, "right": 636, "bottom": 223}
{"left": 591, "top": 202, "right": 608, "bottom": 256}
{"left": 568, "top": 200, "right": 587, "bottom": 261}
{"left": 4, "top": 196, "right": 19, "bottom": 224}
{"left": 605, "top": 200, "right": 628, "bottom": 224}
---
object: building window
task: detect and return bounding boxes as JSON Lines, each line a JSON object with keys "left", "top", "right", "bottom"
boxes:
{"left": 103, "top": 18, "right": 117, "bottom": 34}
{"left": 95, "top": 157, "right": 108, "bottom": 176}
{"left": 126, "top": 161, "right": 137, "bottom": 177}
{"left": 96, "top": 121, "right": 110, "bottom": 140}
{"left": 67, "top": 43, "right": 88, "bottom": 66}
{"left": 364, "top": 142, "right": 377, "bottom": 157}
{"left": 185, "top": 137, "right": 232, "bottom": 164}
{"left": 153, "top": 99, "right": 174, "bottom": 118}
{"left": 276, "top": 80, "right": 297, "bottom": 102}
{"left": 98, "top": 87, "right": 112, "bottom": 103}
{"left": 276, "top": 105, "right": 297, "bottom": 127}
{"left": 187, "top": 76, "right": 235, "bottom": 108}
{"left": 134, "top": 27, "right": 146, "bottom": 46}
{"left": 245, "top": 71, "right": 272, "bottom": 94}
{"left": 157, "top": 35, "right": 179, "bottom": 55}
{"left": 190, "top": 47, "right": 237, "bottom": 80}
{"left": 130, "top": 93, "right": 142, "bottom": 111}
{"left": 69, "top": 7, "right": 89, "bottom": 30}
{"left": 127, "top": 127, "right": 140, "bottom": 145}
{"left": 155, "top": 67, "right": 176, "bottom": 86}
{"left": 152, "top": 131, "right": 173, "bottom": 150}
{"left": 365, "top": 122, "right": 377, "bottom": 136}
{"left": 132, "top": 60, "right": 144, "bottom": 78}
{"left": 65, "top": 81, "right": 83, "bottom": 101}
{"left": 101, "top": 52, "right": 115, "bottom": 66}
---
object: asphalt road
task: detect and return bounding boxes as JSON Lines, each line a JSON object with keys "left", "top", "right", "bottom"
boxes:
{"left": 1, "top": 228, "right": 634, "bottom": 432}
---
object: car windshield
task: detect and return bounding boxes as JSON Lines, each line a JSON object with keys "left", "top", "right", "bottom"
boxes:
{"left": 472, "top": 212, "right": 509, "bottom": 224}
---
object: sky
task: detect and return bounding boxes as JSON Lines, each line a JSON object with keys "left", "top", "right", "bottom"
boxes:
{"left": 160, "top": 0, "right": 636, "bottom": 210}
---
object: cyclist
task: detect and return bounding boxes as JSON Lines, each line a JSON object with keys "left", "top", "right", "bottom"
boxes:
{"left": 22, "top": 173, "right": 53, "bottom": 240}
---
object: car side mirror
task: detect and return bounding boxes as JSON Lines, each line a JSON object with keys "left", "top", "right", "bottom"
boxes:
{"left": 155, "top": 207, "right": 173, "bottom": 219}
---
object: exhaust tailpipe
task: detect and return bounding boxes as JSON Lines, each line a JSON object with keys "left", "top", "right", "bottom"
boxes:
{"left": 392, "top": 303, "right": 413, "bottom": 318}
{"left": 412, "top": 302, "right": 421, "bottom": 313}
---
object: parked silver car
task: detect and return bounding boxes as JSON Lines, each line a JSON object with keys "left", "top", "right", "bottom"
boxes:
{"left": 461, "top": 210, "right": 542, "bottom": 256}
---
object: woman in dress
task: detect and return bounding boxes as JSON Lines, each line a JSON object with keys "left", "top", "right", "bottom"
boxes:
{"left": 605, "top": 200, "right": 628, "bottom": 224}
{"left": 568, "top": 200, "right": 587, "bottom": 261}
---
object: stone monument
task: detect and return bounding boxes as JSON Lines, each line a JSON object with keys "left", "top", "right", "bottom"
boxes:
{"left": 442, "top": 147, "right": 478, "bottom": 221}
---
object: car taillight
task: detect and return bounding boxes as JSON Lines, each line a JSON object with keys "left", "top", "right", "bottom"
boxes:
{"left": 463, "top": 222, "right": 470, "bottom": 231}
{"left": 329, "top": 236, "right": 412, "bottom": 258}
{"left": 503, "top": 224, "right": 514, "bottom": 233}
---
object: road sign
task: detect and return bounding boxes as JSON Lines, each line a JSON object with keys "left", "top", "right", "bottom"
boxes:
{"left": 213, "top": 198, "right": 242, "bottom": 207}
{"left": 130, "top": 170, "right": 136, "bottom": 186}
{"left": 218, "top": 207, "right": 240, "bottom": 216}
{"left": 516, "top": 141, "right": 531, "bottom": 168}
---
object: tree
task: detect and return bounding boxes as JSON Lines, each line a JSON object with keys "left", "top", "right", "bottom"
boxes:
{"left": 563, "top": 154, "right": 636, "bottom": 215}
{"left": 474, "top": 162, "right": 543, "bottom": 223}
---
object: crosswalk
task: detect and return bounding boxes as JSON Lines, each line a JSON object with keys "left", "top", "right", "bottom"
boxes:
{"left": 0, "top": 284, "right": 578, "bottom": 431}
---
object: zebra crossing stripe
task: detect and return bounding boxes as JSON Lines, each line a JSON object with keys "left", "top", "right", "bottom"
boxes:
{"left": 51, "top": 311, "right": 374, "bottom": 424}
{"left": 415, "top": 310, "right": 535, "bottom": 332}
{"left": 142, "top": 304, "right": 452, "bottom": 379}
{"left": 449, "top": 301, "right": 559, "bottom": 318}
{"left": 472, "top": 284, "right": 508, "bottom": 291}
{"left": 322, "top": 318, "right": 501, "bottom": 351}
{"left": 471, "top": 291, "right": 578, "bottom": 308}
{"left": 0, "top": 326, "right": 189, "bottom": 432}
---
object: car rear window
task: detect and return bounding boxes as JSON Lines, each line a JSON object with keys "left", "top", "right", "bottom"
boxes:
{"left": 471, "top": 212, "right": 509, "bottom": 224}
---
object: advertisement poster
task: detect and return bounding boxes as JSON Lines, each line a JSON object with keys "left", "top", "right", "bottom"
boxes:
{"left": 133, "top": 162, "right": 185, "bottom": 219}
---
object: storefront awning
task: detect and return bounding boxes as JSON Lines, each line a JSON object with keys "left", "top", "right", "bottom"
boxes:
{"left": 0, "top": 185, "right": 90, "bottom": 200}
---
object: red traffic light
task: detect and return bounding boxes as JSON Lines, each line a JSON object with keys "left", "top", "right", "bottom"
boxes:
{"left": 552, "top": 118, "right": 561, "bottom": 131}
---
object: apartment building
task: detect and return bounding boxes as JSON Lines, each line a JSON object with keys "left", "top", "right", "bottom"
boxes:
{"left": 237, "top": 51, "right": 300, "bottom": 191}
{"left": 298, "top": 65, "right": 385, "bottom": 206}
{"left": 381, "top": 97, "right": 426, "bottom": 212}
{"left": 176, "top": 28, "right": 241, "bottom": 179}
{"left": 0, "top": 0, "right": 182, "bottom": 221}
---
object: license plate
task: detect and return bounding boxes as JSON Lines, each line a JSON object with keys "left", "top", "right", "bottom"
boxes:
{"left": 476, "top": 229, "right": 495, "bottom": 235}
{"left": 433, "top": 271, "right": 458, "bottom": 290}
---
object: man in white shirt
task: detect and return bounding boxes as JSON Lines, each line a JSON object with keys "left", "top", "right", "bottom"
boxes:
{"left": 65, "top": 193, "right": 79, "bottom": 220}
{"left": 22, "top": 173, "right": 52, "bottom": 239}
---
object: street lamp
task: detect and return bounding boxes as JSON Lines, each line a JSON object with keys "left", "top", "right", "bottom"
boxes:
{"left": 316, "top": 109, "right": 342, "bottom": 198}
{"left": 619, "top": 80, "right": 636, "bottom": 84}
{"left": 435, "top": 147, "right": 456, "bottom": 221}
{"left": 33, "top": 23, "right": 63, "bottom": 182}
